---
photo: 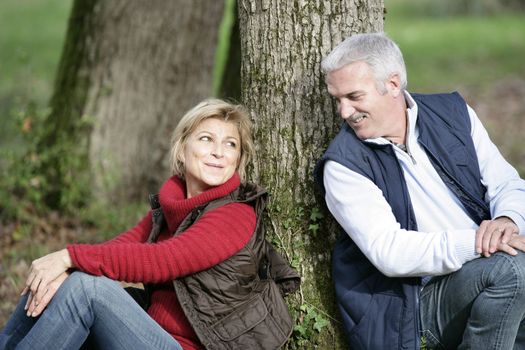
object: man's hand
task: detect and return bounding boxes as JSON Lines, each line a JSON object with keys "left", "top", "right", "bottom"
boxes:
{"left": 507, "top": 234, "right": 525, "bottom": 252}
{"left": 476, "top": 216, "right": 519, "bottom": 257}
{"left": 22, "top": 249, "right": 73, "bottom": 305}
{"left": 24, "top": 271, "right": 70, "bottom": 317}
{"left": 492, "top": 234, "right": 525, "bottom": 257}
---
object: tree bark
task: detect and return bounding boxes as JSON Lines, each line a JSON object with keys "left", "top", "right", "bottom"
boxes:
{"left": 46, "top": 0, "right": 224, "bottom": 205}
{"left": 238, "top": 1, "right": 384, "bottom": 348}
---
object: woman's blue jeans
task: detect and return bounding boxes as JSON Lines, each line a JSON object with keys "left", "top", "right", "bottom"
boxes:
{"left": 420, "top": 252, "right": 525, "bottom": 349}
{"left": 0, "top": 272, "right": 183, "bottom": 350}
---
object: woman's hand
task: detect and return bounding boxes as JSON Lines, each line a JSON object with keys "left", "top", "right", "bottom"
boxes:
{"left": 22, "top": 249, "right": 73, "bottom": 304}
{"left": 24, "top": 271, "right": 70, "bottom": 317}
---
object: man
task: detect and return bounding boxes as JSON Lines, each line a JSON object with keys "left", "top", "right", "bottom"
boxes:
{"left": 314, "top": 32, "right": 525, "bottom": 349}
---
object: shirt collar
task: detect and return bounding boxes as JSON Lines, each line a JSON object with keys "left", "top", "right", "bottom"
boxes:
{"left": 404, "top": 91, "right": 419, "bottom": 143}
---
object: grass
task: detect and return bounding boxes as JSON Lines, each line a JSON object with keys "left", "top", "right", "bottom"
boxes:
{"left": 0, "top": 0, "right": 72, "bottom": 153}
{"left": 0, "top": 0, "right": 71, "bottom": 100}
{"left": 385, "top": 1, "right": 525, "bottom": 92}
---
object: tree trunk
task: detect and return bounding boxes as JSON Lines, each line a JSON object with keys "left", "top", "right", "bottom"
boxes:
{"left": 238, "top": 1, "right": 384, "bottom": 348}
{"left": 45, "top": 0, "right": 224, "bottom": 206}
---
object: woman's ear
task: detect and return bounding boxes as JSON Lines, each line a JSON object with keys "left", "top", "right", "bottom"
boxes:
{"left": 236, "top": 149, "right": 242, "bottom": 168}
{"left": 177, "top": 145, "right": 185, "bottom": 167}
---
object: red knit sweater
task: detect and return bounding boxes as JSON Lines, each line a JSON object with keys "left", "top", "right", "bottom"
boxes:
{"left": 67, "top": 173, "right": 256, "bottom": 349}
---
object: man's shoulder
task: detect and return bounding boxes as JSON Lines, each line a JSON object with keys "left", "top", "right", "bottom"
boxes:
{"left": 322, "top": 123, "right": 382, "bottom": 166}
{"left": 325, "top": 123, "right": 383, "bottom": 153}
{"left": 410, "top": 91, "right": 465, "bottom": 102}
{"left": 411, "top": 91, "right": 470, "bottom": 131}
{"left": 327, "top": 123, "right": 360, "bottom": 149}
{"left": 410, "top": 91, "right": 468, "bottom": 114}
{"left": 314, "top": 123, "right": 374, "bottom": 191}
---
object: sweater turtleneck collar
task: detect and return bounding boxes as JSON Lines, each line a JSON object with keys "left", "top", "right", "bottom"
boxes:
{"left": 158, "top": 172, "right": 241, "bottom": 232}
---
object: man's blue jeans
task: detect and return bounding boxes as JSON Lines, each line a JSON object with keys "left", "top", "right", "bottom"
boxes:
{"left": 0, "top": 272, "right": 183, "bottom": 350}
{"left": 420, "top": 252, "right": 525, "bottom": 349}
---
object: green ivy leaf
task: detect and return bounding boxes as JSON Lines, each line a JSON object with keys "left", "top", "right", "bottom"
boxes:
{"left": 308, "top": 223, "right": 319, "bottom": 235}
{"left": 294, "top": 324, "right": 307, "bottom": 337}
{"left": 310, "top": 207, "right": 324, "bottom": 222}
{"left": 313, "top": 317, "right": 329, "bottom": 333}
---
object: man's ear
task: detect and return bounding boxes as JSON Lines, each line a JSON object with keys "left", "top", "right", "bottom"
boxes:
{"left": 387, "top": 73, "right": 402, "bottom": 97}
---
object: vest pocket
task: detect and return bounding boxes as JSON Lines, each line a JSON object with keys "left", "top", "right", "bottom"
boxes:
{"left": 212, "top": 280, "right": 293, "bottom": 349}
{"left": 213, "top": 295, "right": 268, "bottom": 341}
{"left": 347, "top": 293, "right": 404, "bottom": 349}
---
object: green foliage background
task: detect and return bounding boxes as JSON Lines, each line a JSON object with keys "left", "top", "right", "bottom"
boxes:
{"left": 0, "top": 0, "right": 72, "bottom": 158}
{"left": 385, "top": 1, "right": 525, "bottom": 92}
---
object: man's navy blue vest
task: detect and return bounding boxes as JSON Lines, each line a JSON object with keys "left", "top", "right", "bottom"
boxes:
{"left": 314, "top": 92, "right": 490, "bottom": 349}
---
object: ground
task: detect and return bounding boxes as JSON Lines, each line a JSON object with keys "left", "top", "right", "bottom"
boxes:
{"left": 467, "top": 78, "right": 525, "bottom": 176}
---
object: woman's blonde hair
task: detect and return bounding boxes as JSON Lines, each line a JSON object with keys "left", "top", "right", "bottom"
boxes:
{"left": 170, "top": 99, "right": 254, "bottom": 181}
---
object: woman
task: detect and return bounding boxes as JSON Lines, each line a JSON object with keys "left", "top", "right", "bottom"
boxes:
{"left": 0, "top": 99, "right": 298, "bottom": 350}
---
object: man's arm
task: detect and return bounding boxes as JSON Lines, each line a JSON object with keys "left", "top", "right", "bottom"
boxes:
{"left": 324, "top": 160, "right": 479, "bottom": 277}
{"left": 468, "top": 105, "right": 525, "bottom": 255}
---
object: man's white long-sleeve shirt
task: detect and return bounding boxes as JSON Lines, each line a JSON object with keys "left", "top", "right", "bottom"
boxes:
{"left": 323, "top": 92, "right": 525, "bottom": 277}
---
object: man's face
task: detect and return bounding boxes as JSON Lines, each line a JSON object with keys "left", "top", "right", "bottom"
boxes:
{"left": 326, "top": 61, "right": 403, "bottom": 142}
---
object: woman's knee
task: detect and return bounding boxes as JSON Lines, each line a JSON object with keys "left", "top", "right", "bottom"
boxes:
{"left": 61, "top": 271, "right": 95, "bottom": 289}
{"left": 57, "top": 272, "right": 115, "bottom": 300}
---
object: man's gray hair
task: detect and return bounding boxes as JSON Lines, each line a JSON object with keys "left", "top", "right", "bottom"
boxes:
{"left": 321, "top": 32, "right": 407, "bottom": 90}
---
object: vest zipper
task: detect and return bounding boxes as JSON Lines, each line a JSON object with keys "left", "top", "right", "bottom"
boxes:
{"left": 406, "top": 144, "right": 417, "bottom": 165}
{"left": 415, "top": 286, "right": 421, "bottom": 350}
{"left": 394, "top": 142, "right": 417, "bottom": 165}
{"left": 405, "top": 116, "right": 417, "bottom": 165}
{"left": 420, "top": 143, "right": 490, "bottom": 222}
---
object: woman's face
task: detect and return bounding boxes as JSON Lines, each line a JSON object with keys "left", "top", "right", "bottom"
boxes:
{"left": 182, "top": 118, "right": 241, "bottom": 198}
